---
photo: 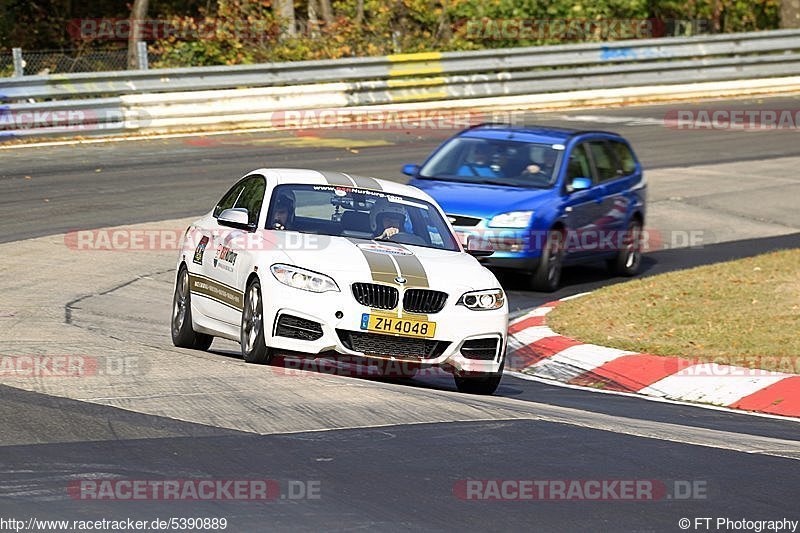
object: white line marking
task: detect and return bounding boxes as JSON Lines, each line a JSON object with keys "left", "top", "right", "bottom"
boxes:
{"left": 545, "top": 114, "right": 665, "bottom": 126}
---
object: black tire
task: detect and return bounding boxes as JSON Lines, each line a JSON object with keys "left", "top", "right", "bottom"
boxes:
{"left": 607, "top": 218, "right": 643, "bottom": 277}
{"left": 171, "top": 267, "right": 213, "bottom": 351}
{"left": 454, "top": 359, "right": 504, "bottom": 395}
{"left": 241, "top": 279, "right": 272, "bottom": 364}
{"left": 529, "top": 228, "right": 564, "bottom": 292}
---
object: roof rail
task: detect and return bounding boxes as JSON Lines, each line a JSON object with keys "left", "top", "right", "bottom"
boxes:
{"left": 464, "top": 122, "right": 509, "bottom": 130}
{"left": 569, "top": 129, "right": 622, "bottom": 137}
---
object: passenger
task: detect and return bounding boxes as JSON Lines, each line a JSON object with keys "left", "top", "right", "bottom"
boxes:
{"left": 458, "top": 143, "right": 503, "bottom": 178}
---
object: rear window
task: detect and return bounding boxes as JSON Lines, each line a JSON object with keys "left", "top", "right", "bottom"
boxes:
{"left": 610, "top": 141, "right": 637, "bottom": 175}
{"left": 588, "top": 142, "right": 619, "bottom": 182}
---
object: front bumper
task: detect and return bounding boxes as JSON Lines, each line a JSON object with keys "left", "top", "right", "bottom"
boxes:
{"left": 261, "top": 280, "right": 508, "bottom": 374}
{"left": 455, "top": 227, "right": 543, "bottom": 273}
{"left": 477, "top": 252, "right": 541, "bottom": 272}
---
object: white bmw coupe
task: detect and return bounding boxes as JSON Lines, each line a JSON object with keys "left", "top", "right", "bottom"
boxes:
{"left": 172, "top": 168, "right": 508, "bottom": 394}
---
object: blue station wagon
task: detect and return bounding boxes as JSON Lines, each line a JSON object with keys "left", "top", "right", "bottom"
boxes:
{"left": 402, "top": 124, "right": 647, "bottom": 291}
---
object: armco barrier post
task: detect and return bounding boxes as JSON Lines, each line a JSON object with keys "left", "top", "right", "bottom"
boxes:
{"left": 12, "top": 48, "right": 24, "bottom": 77}
{"left": 136, "top": 41, "right": 148, "bottom": 71}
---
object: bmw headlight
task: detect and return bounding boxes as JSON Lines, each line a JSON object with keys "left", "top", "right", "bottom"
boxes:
{"left": 457, "top": 289, "right": 505, "bottom": 311}
{"left": 271, "top": 264, "right": 339, "bottom": 293}
{"left": 488, "top": 210, "right": 534, "bottom": 228}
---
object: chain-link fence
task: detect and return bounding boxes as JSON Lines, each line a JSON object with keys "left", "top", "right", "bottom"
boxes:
{"left": 0, "top": 51, "right": 12, "bottom": 77}
{"left": 1, "top": 47, "right": 163, "bottom": 77}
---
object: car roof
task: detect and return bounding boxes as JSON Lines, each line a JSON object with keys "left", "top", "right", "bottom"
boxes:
{"left": 252, "top": 168, "right": 433, "bottom": 201}
{"left": 458, "top": 123, "right": 623, "bottom": 144}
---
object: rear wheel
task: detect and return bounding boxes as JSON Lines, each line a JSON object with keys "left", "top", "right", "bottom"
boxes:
{"left": 608, "top": 219, "right": 643, "bottom": 277}
{"left": 241, "top": 279, "right": 272, "bottom": 364}
{"left": 171, "top": 267, "right": 213, "bottom": 351}
{"left": 454, "top": 359, "right": 504, "bottom": 395}
{"left": 529, "top": 228, "right": 564, "bottom": 292}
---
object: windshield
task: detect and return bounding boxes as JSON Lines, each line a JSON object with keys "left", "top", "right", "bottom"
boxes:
{"left": 418, "top": 137, "right": 563, "bottom": 188}
{"left": 266, "top": 184, "right": 461, "bottom": 252}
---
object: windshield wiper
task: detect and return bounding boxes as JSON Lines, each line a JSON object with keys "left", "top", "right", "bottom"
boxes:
{"left": 474, "top": 179, "right": 512, "bottom": 187}
{"left": 415, "top": 176, "right": 468, "bottom": 183}
{"left": 476, "top": 179, "right": 551, "bottom": 189}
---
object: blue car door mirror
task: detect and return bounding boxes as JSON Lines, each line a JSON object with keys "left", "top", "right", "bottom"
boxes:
{"left": 402, "top": 164, "right": 420, "bottom": 176}
{"left": 567, "top": 177, "right": 592, "bottom": 192}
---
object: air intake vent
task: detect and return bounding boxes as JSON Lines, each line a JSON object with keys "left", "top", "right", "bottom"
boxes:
{"left": 447, "top": 214, "right": 482, "bottom": 227}
{"left": 275, "top": 314, "right": 324, "bottom": 341}
{"left": 352, "top": 283, "right": 399, "bottom": 310}
{"left": 460, "top": 338, "right": 500, "bottom": 360}
{"left": 337, "top": 330, "right": 449, "bottom": 360}
{"left": 403, "top": 289, "right": 448, "bottom": 314}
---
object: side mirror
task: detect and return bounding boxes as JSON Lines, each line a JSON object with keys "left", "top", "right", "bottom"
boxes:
{"left": 218, "top": 208, "right": 251, "bottom": 229}
{"left": 567, "top": 177, "right": 592, "bottom": 192}
{"left": 402, "top": 164, "right": 420, "bottom": 177}
{"left": 466, "top": 235, "right": 494, "bottom": 258}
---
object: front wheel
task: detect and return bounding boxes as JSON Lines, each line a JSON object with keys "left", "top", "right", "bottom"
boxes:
{"left": 607, "top": 219, "right": 643, "bottom": 277}
{"left": 241, "top": 279, "right": 272, "bottom": 364}
{"left": 529, "top": 228, "right": 564, "bottom": 292}
{"left": 454, "top": 360, "right": 504, "bottom": 395}
{"left": 171, "top": 267, "right": 213, "bottom": 351}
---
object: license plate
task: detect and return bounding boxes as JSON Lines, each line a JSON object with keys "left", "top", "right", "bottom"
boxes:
{"left": 360, "top": 313, "right": 436, "bottom": 338}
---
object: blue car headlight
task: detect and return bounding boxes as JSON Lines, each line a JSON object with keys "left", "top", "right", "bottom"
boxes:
{"left": 488, "top": 211, "right": 534, "bottom": 228}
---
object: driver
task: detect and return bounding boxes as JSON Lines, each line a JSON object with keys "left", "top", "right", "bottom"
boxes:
{"left": 370, "top": 198, "right": 407, "bottom": 241}
{"left": 270, "top": 193, "right": 294, "bottom": 230}
{"left": 525, "top": 147, "right": 558, "bottom": 177}
{"left": 458, "top": 142, "right": 503, "bottom": 178}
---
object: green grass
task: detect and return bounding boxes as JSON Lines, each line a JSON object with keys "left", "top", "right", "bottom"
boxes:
{"left": 547, "top": 249, "right": 800, "bottom": 372}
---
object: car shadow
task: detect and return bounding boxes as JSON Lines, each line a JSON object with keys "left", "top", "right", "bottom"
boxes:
{"left": 207, "top": 232, "right": 800, "bottom": 397}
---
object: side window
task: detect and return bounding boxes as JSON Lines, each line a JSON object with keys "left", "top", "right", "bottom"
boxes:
{"left": 213, "top": 182, "right": 246, "bottom": 218}
{"left": 233, "top": 175, "right": 266, "bottom": 226}
{"left": 566, "top": 144, "right": 592, "bottom": 182}
{"left": 213, "top": 176, "right": 265, "bottom": 226}
{"left": 610, "top": 141, "right": 637, "bottom": 175}
{"left": 588, "top": 142, "right": 619, "bottom": 182}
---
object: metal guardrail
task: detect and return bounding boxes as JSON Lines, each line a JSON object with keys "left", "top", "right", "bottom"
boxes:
{"left": 2, "top": 29, "right": 800, "bottom": 139}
